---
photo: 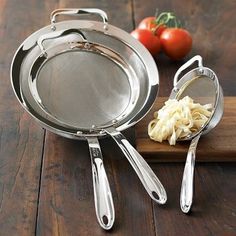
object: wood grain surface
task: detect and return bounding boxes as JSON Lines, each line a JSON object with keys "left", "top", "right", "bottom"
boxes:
{"left": 0, "top": 0, "right": 235, "bottom": 236}
{"left": 0, "top": 0, "right": 49, "bottom": 235}
{"left": 37, "top": 133, "right": 154, "bottom": 236}
{"left": 151, "top": 163, "right": 236, "bottom": 236}
{"left": 136, "top": 97, "right": 236, "bottom": 162}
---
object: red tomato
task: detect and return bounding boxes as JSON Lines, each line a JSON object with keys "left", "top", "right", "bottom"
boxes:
{"left": 138, "top": 17, "right": 156, "bottom": 31}
{"left": 154, "top": 24, "right": 167, "bottom": 37}
{"left": 131, "top": 29, "right": 161, "bottom": 55}
{"left": 138, "top": 17, "right": 167, "bottom": 37}
{"left": 160, "top": 28, "right": 192, "bottom": 60}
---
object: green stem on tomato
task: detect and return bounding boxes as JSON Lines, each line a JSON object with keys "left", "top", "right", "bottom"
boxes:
{"left": 155, "top": 12, "right": 182, "bottom": 28}
{"left": 151, "top": 23, "right": 164, "bottom": 36}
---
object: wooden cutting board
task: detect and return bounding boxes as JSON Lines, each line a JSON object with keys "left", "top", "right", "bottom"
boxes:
{"left": 135, "top": 97, "right": 236, "bottom": 162}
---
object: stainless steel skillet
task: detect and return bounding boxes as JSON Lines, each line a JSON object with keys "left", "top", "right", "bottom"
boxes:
{"left": 11, "top": 8, "right": 167, "bottom": 229}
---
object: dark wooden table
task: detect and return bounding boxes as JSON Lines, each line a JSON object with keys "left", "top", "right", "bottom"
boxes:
{"left": 0, "top": 0, "right": 235, "bottom": 235}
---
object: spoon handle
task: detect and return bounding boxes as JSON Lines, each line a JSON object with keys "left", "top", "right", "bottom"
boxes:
{"left": 180, "top": 133, "right": 201, "bottom": 213}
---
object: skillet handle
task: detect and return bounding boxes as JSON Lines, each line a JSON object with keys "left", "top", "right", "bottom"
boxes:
{"left": 106, "top": 129, "right": 167, "bottom": 205}
{"left": 173, "top": 55, "right": 203, "bottom": 87}
{"left": 37, "top": 28, "right": 86, "bottom": 56}
{"left": 87, "top": 137, "right": 115, "bottom": 230}
{"left": 50, "top": 8, "right": 108, "bottom": 31}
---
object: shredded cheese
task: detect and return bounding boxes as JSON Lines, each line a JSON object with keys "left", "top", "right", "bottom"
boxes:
{"left": 148, "top": 96, "right": 212, "bottom": 145}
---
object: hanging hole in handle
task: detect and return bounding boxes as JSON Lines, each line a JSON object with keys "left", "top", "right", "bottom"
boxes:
{"left": 152, "top": 191, "right": 167, "bottom": 204}
{"left": 152, "top": 191, "right": 160, "bottom": 201}
{"left": 102, "top": 215, "right": 109, "bottom": 225}
{"left": 181, "top": 204, "right": 192, "bottom": 214}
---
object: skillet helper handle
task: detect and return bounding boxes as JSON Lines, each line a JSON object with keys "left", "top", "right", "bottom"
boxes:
{"left": 87, "top": 137, "right": 115, "bottom": 230}
{"left": 180, "top": 133, "right": 201, "bottom": 213}
{"left": 173, "top": 55, "right": 203, "bottom": 87}
{"left": 107, "top": 129, "right": 167, "bottom": 204}
{"left": 50, "top": 8, "right": 108, "bottom": 31}
{"left": 37, "top": 28, "right": 87, "bottom": 56}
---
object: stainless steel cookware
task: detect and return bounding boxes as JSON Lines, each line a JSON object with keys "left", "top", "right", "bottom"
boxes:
{"left": 169, "top": 55, "right": 224, "bottom": 213}
{"left": 11, "top": 8, "right": 167, "bottom": 229}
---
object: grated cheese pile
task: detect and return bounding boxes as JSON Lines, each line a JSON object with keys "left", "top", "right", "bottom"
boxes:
{"left": 148, "top": 96, "right": 212, "bottom": 145}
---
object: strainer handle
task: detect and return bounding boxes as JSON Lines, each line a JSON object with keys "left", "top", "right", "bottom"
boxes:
{"left": 87, "top": 137, "right": 115, "bottom": 230}
{"left": 173, "top": 55, "right": 203, "bottom": 87}
{"left": 180, "top": 133, "right": 201, "bottom": 213}
{"left": 50, "top": 8, "right": 108, "bottom": 31}
{"left": 37, "top": 28, "right": 86, "bottom": 56}
{"left": 106, "top": 128, "right": 167, "bottom": 205}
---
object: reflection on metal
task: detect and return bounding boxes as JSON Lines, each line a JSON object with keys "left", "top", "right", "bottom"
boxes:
{"left": 169, "top": 55, "right": 223, "bottom": 214}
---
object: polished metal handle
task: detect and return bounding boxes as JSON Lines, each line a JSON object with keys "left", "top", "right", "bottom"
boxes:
{"left": 50, "top": 8, "right": 108, "bottom": 31}
{"left": 180, "top": 133, "right": 201, "bottom": 213}
{"left": 87, "top": 137, "right": 115, "bottom": 230}
{"left": 106, "top": 128, "right": 167, "bottom": 204}
{"left": 37, "top": 28, "right": 86, "bottom": 56}
{"left": 173, "top": 55, "right": 203, "bottom": 87}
